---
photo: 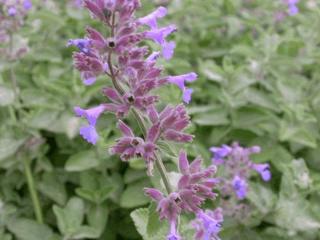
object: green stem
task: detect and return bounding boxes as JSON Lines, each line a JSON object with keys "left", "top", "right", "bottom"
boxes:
{"left": 23, "top": 158, "right": 43, "bottom": 224}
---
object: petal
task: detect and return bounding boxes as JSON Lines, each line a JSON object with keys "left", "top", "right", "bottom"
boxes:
{"left": 162, "top": 41, "right": 176, "bottom": 60}
{"left": 118, "top": 120, "right": 134, "bottom": 137}
{"left": 182, "top": 87, "right": 193, "bottom": 104}
{"left": 79, "top": 125, "right": 99, "bottom": 144}
{"left": 178, "top": 150, "right": 189, "bottom": 175}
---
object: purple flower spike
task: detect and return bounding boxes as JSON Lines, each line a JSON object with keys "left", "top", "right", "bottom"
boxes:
{"left": 79, "top": 125, "right": 99, "bottom": 145}
{"left": 138, "top": 6, "right": 168, "bottom": 29}
{"left": 232, "top": 176, "right": 247, "bottom": 200}
{"left": 252, "top": 163, "right": 271, "bottom": 181}
{"left": 8, "top": 7, "right": 17, "bottom": 16}
{"left": 23, "top": 0, "right": 32, "bottom": 10}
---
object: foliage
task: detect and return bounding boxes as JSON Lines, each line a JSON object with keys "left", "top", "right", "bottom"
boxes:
{"left": 0, "top": 0, "right": 320, "bottom": 239}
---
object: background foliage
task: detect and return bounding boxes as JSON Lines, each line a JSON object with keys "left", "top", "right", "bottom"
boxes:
{"left": 1, "top": 0, "right": 320, "bottom": 239}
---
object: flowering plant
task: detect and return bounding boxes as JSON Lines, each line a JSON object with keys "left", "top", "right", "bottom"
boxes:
{"left": 70, "top": 0, "right": 222, "bottom": 239}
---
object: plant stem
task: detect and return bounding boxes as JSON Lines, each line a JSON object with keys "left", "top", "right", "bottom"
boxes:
{"left": 8, "top": 33, "right": 43, "bottom": 224}
{"left": 23, "top": 159, "right": 43, "bottom": 224}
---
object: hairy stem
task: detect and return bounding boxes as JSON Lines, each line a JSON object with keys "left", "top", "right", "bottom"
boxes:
{"left": 107, "top": 13, "right": 172, "bottom": 194}
{"left": 23, "top": 159, "right": 43, "bottom": 224}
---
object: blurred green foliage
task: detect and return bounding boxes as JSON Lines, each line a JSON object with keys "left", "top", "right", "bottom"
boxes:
{"left": 1, "top": 0, "right": 320, "bottom": 239}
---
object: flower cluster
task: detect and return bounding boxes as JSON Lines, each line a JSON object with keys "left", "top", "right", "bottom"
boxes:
{"left": 0, "top": 0, "right": 32, "bottom": 59}
{"left": 145, "top": 151, "right": 221, "bottom": 239}
{"left": 210, "top": 142, "right": 271, "bottom": 218}
{"left": 70, "top": 1, "right": 221, "bottom": 239}
{"left": 283, "top": 0, "right": 299, "bottom": 15}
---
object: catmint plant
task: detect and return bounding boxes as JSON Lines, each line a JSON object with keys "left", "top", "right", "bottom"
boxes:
{"left": 70, "top": 1, "right": 222, "bottom": 239}
{"left": 210, "top": 142, "right": 271, "bottom": 219}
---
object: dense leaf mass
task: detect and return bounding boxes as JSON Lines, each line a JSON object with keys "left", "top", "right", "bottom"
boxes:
{"left": 0, "top": 0, "right": 320, "bottom": 240}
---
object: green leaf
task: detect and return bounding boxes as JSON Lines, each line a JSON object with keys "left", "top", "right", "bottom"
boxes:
{"left": 0, "top": 86, "right": 15, "bottom": 106}
{"left": 120, "top": 179, "right": 151, "bottom": 208}
{"left": 53, "top": 197, "right": 85, "bottom": 236}
{"left": 0, "top": 137, "right": 25, "bottom": 162}
{"left": 7, "top": 218, "right": 54, "bottom": 240}
{"left": 38, "top": 172, "right": 67, "bottom": 205}
{"left": 87, "top": 204, "right": 108, "bottom": 235}
{"left": 130, "top": 208, "right": 148, "bottom": 238}
{"left": 65, "top": 151, "right": 100, "bottom": 172}
{"left": 76, "top": 185, "right": 113, "bottom": 204}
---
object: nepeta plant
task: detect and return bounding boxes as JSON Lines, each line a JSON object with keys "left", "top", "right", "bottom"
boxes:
{"left": 70, "top": 0, "right": 222, "bottom": 239}
{"left": 210, "top": 142, "right": 271, "bottom": 219}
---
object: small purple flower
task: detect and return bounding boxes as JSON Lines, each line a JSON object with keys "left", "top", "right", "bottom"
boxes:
{"left": 23, "top": 0, "right": 32, "bottom": 10}
{"left": 74, "top": 105, "right": 106, "bottom": 126}
{"left": 284, "top": 0, "right": 299, "bottom": 16}
{"left": 252, "top": 163, "right": 271, "bottom": 181}
{"left": 232, "top": 175, "right": 247, "bottom": 200}
{"left": 74, "top": 105, "right": 106, "bottom": 144}
{"left": 8, "top": 7, "right": 17, "bottom": 16}
{"left": 167, "top": 220, "right": 181, "bottom": 240}
{"left": 68, "top": 39, "right": 92, "bottom": 54}
{"left": 79, "top": 125, "right": 99, "bottom": 144}
{"left": 167, "top": 72, "right": 198, "bottom": 104}
{"left": 138, "top": 6, "right": 167, "bottom": 29}
{"left": 145, "top": 25, "right": 177, "bottom": 59}
{"left": 210, "top": 145, "right": 232, "bottom": 164}
{"left": 192, "top": 208, "right": 223, "bottom": 240}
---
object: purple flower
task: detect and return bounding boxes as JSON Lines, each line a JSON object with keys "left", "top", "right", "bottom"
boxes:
{"left": 8, "top": 7, "right": 17, "bottom": 16}
{"left": 210, "top": 145, "right": 232, "bottom": 164}
{"left": 23, "top": 0, "right": 32, "bottom": 10}
{"left": 79, "top": 125, "right": 99, "bottom": 145}
{"left": 68, "top": 39, "right": 92, "bottom": 54}
{"left": 74, "top": 105, "right": 106, "bottom": 126}
{"left": 232, "top": 175, "right": 247, "bottom": 200}
{"left": 74, "top": 105, "right": 106, "bottom": 144}
{"left": 138, "top": 6, "right": 168, "bottom": 29}
{"left": 252, "top": 163, "right": 271, "bottom": 181}
{"left": 284, "top": 0, "right": 299, "bottom": 15}
{"left": 167, "top": 73, "right": 198, "bottom": 104}
{"left": 145, "top": 25, "right": 177, "bottom": 59}
{"left": 192, "top": 208, "right": 223, "bottom": 240}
